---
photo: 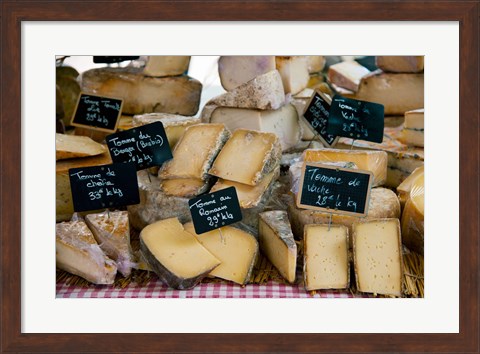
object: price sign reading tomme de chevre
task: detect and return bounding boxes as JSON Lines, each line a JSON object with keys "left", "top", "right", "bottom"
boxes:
{"left": 69, "top": 162, "right": 140, "bottom": 212}
{"left": 327, "top": 95, "right": 385, "bottom": 143}
{"left": 296, "top": 162, "right": 373, "bottom": 217}
{"left": 302, "top": 91, "right": 339, "bottom": 147}
{"left": 106, "top": 122, "right": 173, "bottom": 170}
{"left": 70, "top": 93, "right": 123, "bottom": 133}
{"left": 188, "top": 187, "right": 243, "bottom": 235}
{"left": 93, "top": 56, "right": 140, "bottom": 63}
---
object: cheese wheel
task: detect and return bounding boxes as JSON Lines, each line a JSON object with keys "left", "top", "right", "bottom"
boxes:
{"left": 401, "top": 173, "right": 424, "bottom": 254}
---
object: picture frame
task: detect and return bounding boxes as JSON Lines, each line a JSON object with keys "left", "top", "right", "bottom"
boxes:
{"left": 1, "top": 1, "right": 478, "bottom": 353}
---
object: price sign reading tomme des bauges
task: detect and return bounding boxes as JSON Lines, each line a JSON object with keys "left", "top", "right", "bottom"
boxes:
{"left": 302, "top": 90, "right": 339, "bottom": 147}
{"left": 70, "top": 93, "right": 123, "bottom": 133}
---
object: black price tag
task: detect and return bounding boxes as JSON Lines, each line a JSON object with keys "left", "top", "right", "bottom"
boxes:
{"left": 69, "top": 162, "right": 140, "bottom": 212}
{"left": 327, "top": 95, "right": 384, "bottom": 143}
{"left": 296, "top": 162, "right": 373, "bottom": 217}
{"left": 93, "top": 56, "right": 140, "bottom": 63}
{"left": 302, "top": 91, "right": 338, "bottom": 147}
{"left": 106, "top": 122, "right": 173, "bottom": 170}
{"left": 188, "top": 187, "right": 243, "bottom": 235}
{"left": 70, "top": 93, "right": 123, "bottom": 133}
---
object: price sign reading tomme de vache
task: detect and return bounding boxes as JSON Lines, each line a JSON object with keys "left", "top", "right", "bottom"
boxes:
{"left": 188, "top": 187, "right": 243, "bottom": 235}
{"left": 106, "top": 122, "right": 173, "bottom": 170}
{"left": 296, "top": 162, "right": 373, "bottom": 217}
{"left": 70, "top": 93, "right": 123, "bottom": 133}
{"left": 69, "top": 162, "right": 140, "bottom": 212}
{"left": 327, "top": 95, "right": 385, "bottom": 143}
{"left": 302, "top": 91, "right": 339, "bottom": 147}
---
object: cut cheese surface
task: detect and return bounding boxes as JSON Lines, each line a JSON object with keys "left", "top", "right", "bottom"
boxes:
{"left": 209, "top": 129, "right": 281, "bottom": 186}
{"left": 56, "top": 220, "right": 117, "bottom": 284}
{"left": 328, "top": 61, "right": 370, "bottom": 92}
{"left": 376, "top": 56, "right": 424, "bottom": 73}
{"left": 353, "top": 219, "right": 403, "bottom": 296}
{"left": 184, "top": 223, "right": 259, "bottom": 285}
{"left": 304, "top": 225, "right": 349, "bottom": 290}
{"left": 397, "top": 166, "right": 424, "bottom": 208}
{"left": 143, "top": 56, "right": 190, "bottom": 77}
{"left": 258, "top": 211, "right": 297, "bottom": 283}
{"left": 401, "top": 174, "right": 424, "bottom": 254}
{"left": 218, "top": 56, "right": 276, "bottom": 91}
{"left": 56, "top": 133, "right": 107, "bottom": 160}
{"left": 159, "top": 124, "right": 230, "bottom": 180}
{"left": 160, "top": 178, "right": 209, "bottom": 198}
{"left": 275, "top": 56, "right": 309, "bottom": 95}
{"left": 140, "top": 218, "right": 220, "bottom": 289}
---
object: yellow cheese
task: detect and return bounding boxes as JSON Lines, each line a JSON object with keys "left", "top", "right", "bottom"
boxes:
{"left": 401, "top": 174, "right": 424, "bottom": 254}
{"left": 258, "top": 211, "right": 297, "bottom": 283}
{"left": 304, "top": 224, "right": 349, "bottom": 290}
{"left": 56, "top": 220, "right": 117, "bottom": 284}
{"left": 140, "top": 218, "right": 220, "bottom": 289}
{"left": 184, "top": 223, "right": 259, "bottom": 285}
{"left": 209, "top": 129, "right": 281, "bottom": 186}
{"left": 160, "top": 178, "right": 209, "bottom": 198}
{"left": 117, "top": 115, "right": 133, "bottom": 131}
{"left": 353, "top": 218, "right": 403, "bottom": 296}
{"left": 159, "top": 124, "right": 230, "bottom": 180}
{"left": 306, "top": 56, "right": 326, "bottom": 73}
{"left": 218, "top": 56, "right": 276, "bottom": 91}
{"left": 328, "top": 61, "right": 370, "bottom": 92}
{"left": 303, "top": 148, "right": 388, "bottom": 187}
{"left": 397, "top": 166, "right": 424, "bottom": 208}
{"left": 56, "top": 133, "right": 107, "bottom": 160}
{"left": 398, "top": 109, "right": 424, "bottom": 147}
{"left": 143, "top": 56, "right": 190, "bottom": 77}
{"left": 275, "top": 56, "right": 309, "bottom": 95}
{"left": 85, "top": 211, "right": 135, "bottom": 277}
{"left": 376, "top": 56, "right": 424, "bottom": 73}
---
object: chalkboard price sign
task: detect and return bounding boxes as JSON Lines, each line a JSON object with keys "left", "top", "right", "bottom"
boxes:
{"left": 93, "top": 56, "right": 140, "bottom": 63}
{"left": 188, "top": 187, "right": 243, "bottom": 235}
{"left": 70, "top": 93, "right": 123, "bottom": 133}
{"left": 302, "top": 91, "right": 339, "bottom": 147}
{"left": 106, "top": 122, "right": 173, "bottom": 170}
{"left": 327, "top": 95, "right": 384, "bottom": 143}
{"left": 296, "top": 162, "right": 373, "bottom": 217}
{"left": 69, "top": 162, "right": 140, "bottom": 212}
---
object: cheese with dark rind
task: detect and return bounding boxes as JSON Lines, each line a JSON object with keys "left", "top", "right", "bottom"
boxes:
{"left": 56, "top": 75, "right": 80, "bottom": 127}
{"left": 376, "top": 56, "right": 424, "bottom": 73}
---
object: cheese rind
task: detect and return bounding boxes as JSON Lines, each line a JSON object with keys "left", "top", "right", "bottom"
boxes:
{"left": 258, "top": 211, "right": 297, "bottom": 283}
{"left": 160, "top": 178, "right": 209, "bottom": 198}
{"left": 328, "top": 61, "right": 370, "bottom": 92}
{"left": 401, "top": 174, "right": 424, "bottom": 254}
{"left": 306, "top": 56, "right": 326, "bottom": 73}
{"left": 184, "top": 223, "right": 259, "bottom": 285}
{"left": 140, "top": 218, "right": 220, "bottom": 289}
{"left": 397, "top": 166, "right": 424, "bottom": 208}
{"left": 208, "top": 129, "right": 281, "bottom": 186}
{"left": 218, "top": 56, "right": 276, "bottom": 91}
{"left": 398, "top": 109, "right": 424, "bottom": 147}
{"left": 304, "top": 225, "right": 349, "bottom": 290}
{"left": 353, "top": 218, "right": 403, "bottom": 296}
{"left": 376, "top": 56, "right": 424, "bottom": 73}
{"left": 143, "top": 56, "right": 190, "bottom": 77}
{"left": 56, "top": 220, "right": 117, "bottom": 284}
{"left": 56, "top": 133, "right": 107, "bottom": 160}
{"left": 275, "top": 56, "right": 309, "bottom": 95}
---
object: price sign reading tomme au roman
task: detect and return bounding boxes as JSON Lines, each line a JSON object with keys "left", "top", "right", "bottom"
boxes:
{"left": 70, "top": 93, "right": 123, "bottom": 133}
{"left": 302, "top": 90, "right": 339, "bottom": 147}
{"left": 296, "top": 162, "right": 373, "bottom": 217}
{"left": 327, "top": 95, "right": 385, "bottom": 143}
{"left": 69, "top": 162, "right": 140, "bottom": 212}
{"left": 106, "top": 122, "right": 173, "bottom": 170}
{"left": 188, "top": 187, "right": 243, "bottom": 235}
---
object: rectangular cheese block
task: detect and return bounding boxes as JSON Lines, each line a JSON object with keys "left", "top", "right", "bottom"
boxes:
{"left": 303, "top": 148, "right": 388, "bottom": 187}
{"left": 85, "top": 211, "right": 135, "bottom": 277}
{"left": 327, "top": 61, "right": 370, "bottom": 92}
{"left": 304, "top": 225, "right": 349, "bottom": 290}
{"left": 208, "top": 129, "right": 281, "bottom": 186}
{"left": 143, "top": 56, "right": 190, "bottom": 77}
{"left": 80, "top": 67, "right": 202, "bottom": 115}
{"left": 140, "top": 218, "right": 220, "bottom": 289}
{"left": 401, "top": 174, "right": 424, "bottom": 254}
{"left": 56, "top": 133, "right": 107, "bottom": 160}
{"left": 353, "top": 218, "right": 403, "bottom": 296}
{"left": 132, "top": 113, "right": 200, "bottom": 149}
{"left": 159, "top": 124, "right": 230, "bottom": 180}
{"left": 275, "top": 56, "right": 309, "bottom": 95}
{"left": 56, "top": 220, "right": 117, "bottom": 284}
{"left": 397, "top": 166, "right": 424, "bottom": 208}
{"left": 210, "top": 104, "right": 301, "bottom": 151}
{"left": 258, "top": 211, "right": 297, "bottom": 283}
{"left": 184, "top": 223, "right": 259, "bottom": 285}
{"left": 218, "top": 56, "right": 276, "bottom": 91}
{"left": 306, "top": 56, "right": 326, "bottom": 73}
{"left": 376, "top": 56, "right": 424, "bottom": 73}
{"left": 160, "top": 178, "right": 209, "bottom": 198}
{"left": 398, "top": 109, "right": 424, "bottom": 147}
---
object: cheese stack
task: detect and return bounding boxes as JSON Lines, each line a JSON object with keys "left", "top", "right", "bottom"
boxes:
{"left": 306, "top": 56, "right": 326, "bottom": 90}
{"left": 202, "top": 57, "right": 301, "bottom": 151}
{"left": 398, "top": 109, "right": 424, "bottom": 147}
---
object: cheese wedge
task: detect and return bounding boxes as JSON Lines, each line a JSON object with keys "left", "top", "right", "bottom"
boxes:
{"left": 159, "top": 124, "right": 230, "bottom": 180}
{"left": 140, "top": 218, "right": 220, "bottom": 289}
{"left": 376, "top": 56, "right": 424, "bottom": 73}
{"left": 81, "top": 67, "right": 202, "bottom": 115}
{"left": 184, "top": 223, "right": 259, "bottom": 285}
{"left": 328, "top": 61, "right": 370, "bottom": 92}
{"left": 218, "top": 56, "right": 276, "bottom": 91}
{"left": 401, "top": 174, "right": 424, "bottom": 254}
{"left": 56, "top": 220, "right": 117, "bottom": 284}
{"left": 258, "top": 211, "right": 297, "bottom": 283}
{"left": 208, "top": 129, "right": 281, "bottom": 186}
{"left": 85, "top": 211, "right": 135, "bottom": 277}
{"left": 304, "top": 225, "right": 349, "bottom": 290}
{"left": 56, "top": 75, "right": 81, "bottom": 128}
{"left": 306, "top": 56, "right": 326, "bottom": 73}
{"left": 143, "top": 56, "right": 190, "bottom": 77}
{"left": 275, "top": 56, "right": 309, "bottom": 95}
{"left": 56, "top": 133, "right": 107, "bottom": 160}
{"left": 397, "top": 166, "right": 424, "bottom": 208}
{"left": 398, "top": 109, "right": 424, "bottom": 147}
{"left": 353, "top": 218, "right": 403, "bottom": 296}
{"left": 160, "top": 178, "right": 209, "bottom": 198}
{"left": 303, "top": 148, "right": 388, "bottom": 187}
